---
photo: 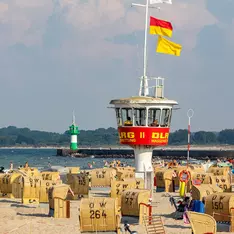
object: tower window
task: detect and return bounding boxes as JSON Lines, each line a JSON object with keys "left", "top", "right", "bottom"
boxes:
{"left": 161, "top": 108, "right": 171, "bottom": 127}
{"left": 148, "top": 108, "right": 161, "bottom": 127}
{"left": 121, "top": 108, "right": 133, "bottom": 126}
{"left": 115, "top": 108, "right": 122, "bottom": 126}
{"left": 134, "top": 108, "right": 146, "bottom": 126}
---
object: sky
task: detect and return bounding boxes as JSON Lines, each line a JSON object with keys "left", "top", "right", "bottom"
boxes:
{"left": 0, "top": 0, "right": 234, "bottom": 133}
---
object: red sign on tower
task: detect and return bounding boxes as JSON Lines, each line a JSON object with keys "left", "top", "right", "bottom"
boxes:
{"left": 118, "top": 127, "right": 170, "bottom": 146}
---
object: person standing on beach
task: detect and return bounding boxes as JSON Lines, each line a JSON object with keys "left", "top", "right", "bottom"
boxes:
{"left": 10, "top": 161, "right": 13, "bottom": 170}
{"left": 24, "top": 162, "right": 29, "bottom": 170}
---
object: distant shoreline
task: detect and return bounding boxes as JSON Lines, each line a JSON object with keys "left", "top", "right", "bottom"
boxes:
{"left": 1, "top": 145, "right": 234, "bottom": 150}
{"left": 0, "top": 146, "right": 59, "bottom": 149}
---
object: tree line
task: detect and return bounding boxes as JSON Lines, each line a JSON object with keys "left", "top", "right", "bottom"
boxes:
{"left": 0, "top": 126, "right": 233, "bottom": 147}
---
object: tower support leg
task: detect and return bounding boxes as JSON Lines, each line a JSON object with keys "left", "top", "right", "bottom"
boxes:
{"left": 133, "top": 146, "right": 154, "bottom": 195}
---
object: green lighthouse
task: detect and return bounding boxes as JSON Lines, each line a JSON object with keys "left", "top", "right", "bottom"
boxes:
{"left": 69, "top": 111, "right": 80, "bottom": 150}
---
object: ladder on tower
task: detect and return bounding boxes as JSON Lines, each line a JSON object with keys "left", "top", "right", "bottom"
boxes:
{"left": 143, "top": 215, "right": 165, "bottom": 234}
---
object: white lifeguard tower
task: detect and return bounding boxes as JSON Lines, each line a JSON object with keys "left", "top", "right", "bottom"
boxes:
{"left": 109, "top": 0, "right": 178, "bottom": 193}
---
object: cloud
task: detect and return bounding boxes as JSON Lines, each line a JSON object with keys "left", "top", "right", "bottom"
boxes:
{"left": 105, "top": 0, "right": 217, "bottom": 50}
{"left": 0, "top": 2, "right": 8, "bottom": 16}
{"left": 61, "top": 0, "right": 126, "bottom": 30}
{"left": 0, "top": 0, "right": 216, "bottom": 48}
{"left": 0, "top": 0, "right": 233, "bottom": 132}
{"left": 206, "top": 0, "right": 234, "bottom": 24}
{"left": 58, "top": 0, "right": 217, "bottom": 52}
{"left": 0, "top": 0, "right": 54, "bottom": 47}
{"left": 160, "top": 0, "right": 217, "bottom": 49}
{"left": 205, "top": 0, "right": 234, "bottom": 48}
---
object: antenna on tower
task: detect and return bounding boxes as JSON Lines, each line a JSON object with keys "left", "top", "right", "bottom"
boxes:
{"left": 131, "top": 1, "right": 160, "bottom": 97}
{"left": 72, "top": 110, "right": 75, "bottom": 125}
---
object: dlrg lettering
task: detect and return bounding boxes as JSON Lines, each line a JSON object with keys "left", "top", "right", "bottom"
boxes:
{"left": 119, "top": 131, "right": 169, "bottom": 139}
{"left": 152, "top": 132, "right": 169, "bottom": 139}
{"left": 119, "top": 132, "right": 135, "bottom": 139}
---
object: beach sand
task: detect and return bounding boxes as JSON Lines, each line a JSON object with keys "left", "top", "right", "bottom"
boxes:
{"left": 0, "top": 191, "right": 230, "bottom": 234}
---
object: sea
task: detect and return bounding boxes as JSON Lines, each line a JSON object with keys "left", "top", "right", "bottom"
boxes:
{"left": 0, "top": 149, "right": 134, "bottom": 170}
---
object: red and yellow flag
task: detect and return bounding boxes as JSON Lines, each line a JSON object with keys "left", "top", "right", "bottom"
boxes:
{"left": 149, "top": 16, "right": 173, "bottom": 38}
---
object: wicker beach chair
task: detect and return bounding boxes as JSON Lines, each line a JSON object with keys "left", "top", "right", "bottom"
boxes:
{"left": 187, "top": 211, "right": 217, "bottom": 234}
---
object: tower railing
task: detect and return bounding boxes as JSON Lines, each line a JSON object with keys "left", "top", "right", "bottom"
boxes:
{"left": 140, "top": 77, "right": 165, "bottom": 98}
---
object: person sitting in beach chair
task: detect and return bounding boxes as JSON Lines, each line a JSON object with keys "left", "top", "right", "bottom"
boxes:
{"left": 170, "top": 196, "right": 191, "bottom": 220}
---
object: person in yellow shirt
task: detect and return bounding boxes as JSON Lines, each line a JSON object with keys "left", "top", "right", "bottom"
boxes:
{"left": 124, "top": 117, "right": 133, "bottom": 126}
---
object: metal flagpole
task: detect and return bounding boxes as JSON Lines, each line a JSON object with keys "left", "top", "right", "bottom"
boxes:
{"left": 132, "top": 2, "right": 160, "bottom": 97}
{"left": 187, "top": 109, "right": 194, "bottom": 167}
{"left": 143, "top": 0, "right": 149, "bottom": 97}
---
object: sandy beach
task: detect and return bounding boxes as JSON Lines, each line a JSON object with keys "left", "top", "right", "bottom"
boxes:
{"left": 0, "top": 190, "right": 230, "bottom": 234}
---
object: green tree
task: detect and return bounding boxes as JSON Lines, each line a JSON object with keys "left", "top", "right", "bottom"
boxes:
{"left": 193, "top": 131, "right": 217, "bottom": 144}
{"left": 15, "top": 134, "right": 35, "bottom": 145}
{"left": 168, "top": 129, "right": 187, "bottom": 145}
{"left": 218, "top": 129, "right": 234, "bottom": 144}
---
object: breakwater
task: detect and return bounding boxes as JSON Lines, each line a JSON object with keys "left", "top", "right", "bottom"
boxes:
{"left": 56, "top": 147, "right": 234, "bottom": 160}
